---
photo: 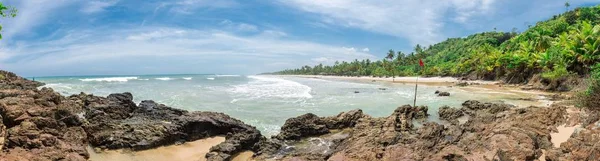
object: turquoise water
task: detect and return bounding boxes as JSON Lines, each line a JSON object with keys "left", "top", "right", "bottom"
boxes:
{"left": 38, "top": 75, "right": 531, "bottom": 136}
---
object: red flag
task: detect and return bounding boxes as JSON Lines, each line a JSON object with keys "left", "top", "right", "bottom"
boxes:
{"left": 419, "top": 59, "right": 424, "bottom": 67}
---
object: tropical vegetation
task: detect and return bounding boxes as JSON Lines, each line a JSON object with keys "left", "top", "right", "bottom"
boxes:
{"left": 273, "top": 5, "right": 600, "bottom": 86}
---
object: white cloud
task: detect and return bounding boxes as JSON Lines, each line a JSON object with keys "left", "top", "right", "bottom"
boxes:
{"left": 362, "top": 48, "right": 370, "bottom": 52}
{"left": 126, "top": 29, "right": 187, "bottom": 41}
{"left": 169, "top": 0, "right": 239, "bottom": 14}
{"left": 0, "top": 27, "right": 376, "bottom": 75}
{"left": 280, "top": 0, "right": 496, "bottom": 45}
{"left": 81, "top": 0, "right": 119, "bottom": 14}
{"left": 220, "top": 20, "right": 259, "bottom": 32}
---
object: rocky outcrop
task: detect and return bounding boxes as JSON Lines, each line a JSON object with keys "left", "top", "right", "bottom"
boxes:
{"left": 258, "top": 101, "right": 581, "bottom": 161}
{"left": 0, "top": 70, "right": 263, "bottom": 161}
{"left": 274, "top": 110, "right": 365, "bottom": 141}
{"left": 0, "top": 71, "right": 89, "bottom": 161}
{"left": 438, "top": 105, "right": 464, "bottom": 122}
{"left": 80, "top": 94, "right": 263, "bottom": 160}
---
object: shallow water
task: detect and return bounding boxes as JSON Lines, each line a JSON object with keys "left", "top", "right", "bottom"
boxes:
{"left": 38, "top": 75, "right": 542, "bottom": 136}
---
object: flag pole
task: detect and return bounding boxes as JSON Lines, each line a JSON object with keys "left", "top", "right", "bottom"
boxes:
{"left": 414, "top": 59, "right": 423, "bottom": 107}
{"left": 413, "top": 76, "right": 418, "bottom": 107}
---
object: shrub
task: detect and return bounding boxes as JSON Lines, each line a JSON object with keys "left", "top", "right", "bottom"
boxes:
{"left": 579, "top": 63, "right": 600, "bottom": 110}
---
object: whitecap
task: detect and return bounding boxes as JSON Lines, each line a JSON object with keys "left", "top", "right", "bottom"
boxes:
{"left": 42, "top": 83, "right": 73, "bottom": 90}
{"left": 207, "top": 77, "right": 215, "bottom": 80}
{"left": 183, "top": 77, "right": 193, "bottom": 80}
{"left": 79, "top": 77, "right": 138, "bottom": 82}
{"left": 155, "top": 77, "right": 173, "bottom": 81}
{"left": 139, "top": 79, "right": 150, "bottom": 81}
{"left": 216, "top": 75, "right": 240, "bottom": 77}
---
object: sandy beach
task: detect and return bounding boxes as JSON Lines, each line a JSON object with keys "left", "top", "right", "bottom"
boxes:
{"left": 281, "top": 75, "right": 500, "bottom": 85}
{"left": 88, "top": 137, "right": 226, "bottom": 161}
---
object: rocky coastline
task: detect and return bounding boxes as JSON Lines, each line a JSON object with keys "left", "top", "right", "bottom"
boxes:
{"left": 1, "top": 70, "right": 598, "bottom": 161}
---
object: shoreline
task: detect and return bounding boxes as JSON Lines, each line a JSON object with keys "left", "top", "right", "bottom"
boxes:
{"left": 276, "top": 74, "right": 563, "bottom": 108}
{"left": 277, "top": 75, "right": 500, "bottom": 85}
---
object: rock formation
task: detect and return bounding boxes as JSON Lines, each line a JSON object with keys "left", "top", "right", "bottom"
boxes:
{"left": 0, "top": 70, "right": 263, "bottom": 161}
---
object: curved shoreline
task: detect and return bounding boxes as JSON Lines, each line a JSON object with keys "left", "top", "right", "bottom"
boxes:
{"left": 1, "top": 70, "right": 598, "bottom": 161}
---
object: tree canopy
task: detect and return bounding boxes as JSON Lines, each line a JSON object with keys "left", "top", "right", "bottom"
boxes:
{"left": 271, "top": 5, "right": 600, "bottom": 85}
{"left": 0, "top": 2, "right": 17, "bottom": 39}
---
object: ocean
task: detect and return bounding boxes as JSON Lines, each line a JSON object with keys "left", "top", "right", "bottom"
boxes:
{"left": 38, "top": 75, "right": 539, "bottom": 136}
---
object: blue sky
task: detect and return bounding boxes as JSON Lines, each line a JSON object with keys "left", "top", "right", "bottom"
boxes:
{"left": 0, "top": 0, "right": 597, "bottom": 76}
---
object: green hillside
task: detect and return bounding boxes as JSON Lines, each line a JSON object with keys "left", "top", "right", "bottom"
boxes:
{"left": 272, "top": 5, "right": 600, "bottom": 91}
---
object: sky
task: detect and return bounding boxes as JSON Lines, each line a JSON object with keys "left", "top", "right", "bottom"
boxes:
{"left": 0, "top": 0, "right": 598, "bottom": 77}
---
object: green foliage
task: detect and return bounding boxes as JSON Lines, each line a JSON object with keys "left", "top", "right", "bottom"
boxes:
{"left": 0, "top": 74, "right": 4, "bottom": 80}
{"left": 0, "top": 2, "right": 17, "bottom": 39}
{"left": 579, "top": 63, "right": 600, "bottom": 110}
{"left": 272, "top": 5, "right": 600, "bottom": 87}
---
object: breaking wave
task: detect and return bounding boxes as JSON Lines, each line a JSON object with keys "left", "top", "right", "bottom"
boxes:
{"left": 79, "top": 77, "right": 138, "bottom": 82}
{"left": 230, "top": 76, "right": 312, "bottom": 100}
{"left": 155, "top": 77, "right": 173, "bottom": 81}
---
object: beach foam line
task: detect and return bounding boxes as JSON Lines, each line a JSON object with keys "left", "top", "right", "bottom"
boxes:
{"left": 183, "top": 77, "right": 192, "bottom": 80}
{"left": 79, "top": 77, "right": 138, "bottom": 82}
{"left": 207, "top": 77, "right": 215, "bottom": 80}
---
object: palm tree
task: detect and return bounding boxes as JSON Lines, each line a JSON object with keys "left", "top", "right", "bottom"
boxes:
{"left": 565, "top": 2, "right": 570, "bottom": 11}
{"left": 385, "top": 49, "right": 396, "bottom": 80}
{"left": 386, "top": 49, "right": 395, "bottom": 60}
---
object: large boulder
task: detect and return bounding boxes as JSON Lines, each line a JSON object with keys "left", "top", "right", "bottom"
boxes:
{"left": 274, "top": 113, "right": 329, "bottom": 140}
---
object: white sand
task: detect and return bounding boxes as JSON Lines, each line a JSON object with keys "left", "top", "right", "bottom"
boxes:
{"left": 88, "top": 136, "right": 225, "bottom": 161}
{"left": 231, "top": 151, "right": 255, "bottom": 161}
{"left": 551, "top": 124, "right": 580, "bottom": 148}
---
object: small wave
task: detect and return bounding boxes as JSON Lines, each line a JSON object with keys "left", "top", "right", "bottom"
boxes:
{"left": 139, "top": 79, "right": 150, "bottom": 81}
{"left": 155, "top": 77, "right": 173, "bottom": 81}
{"left": 183, "top": 77, "right": 193, "bottom": 80}
{"left": 207, "top": 77, "right": 215, "bottom": 80}
{"left": 79, "top": 77, "right": 138, "bottom": 82}
{"left": 216, "top": 75, "right": 240, "bottom": 77}
{"left": 230, "top": 75, "right": 313, "bottom": 100}
{"left": 42, "top": 83, "right": 73, "bottom": 90}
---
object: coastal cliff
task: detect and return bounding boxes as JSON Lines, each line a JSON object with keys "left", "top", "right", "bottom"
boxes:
{"left": 0, "top": 70, "right": 598, "bottom": 161}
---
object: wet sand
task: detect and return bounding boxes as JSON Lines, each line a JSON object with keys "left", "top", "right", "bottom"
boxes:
{"left": 231, "top": 151, "right": 255, "bottom": 161}
{"left": 88, "top": 136, "right": 225, "bottom": 161}
{"left": 280, "top": 75, "right": 557, "bottom": 108}
{"left": 551, "top": 124, "right": 580, "bottom": 148}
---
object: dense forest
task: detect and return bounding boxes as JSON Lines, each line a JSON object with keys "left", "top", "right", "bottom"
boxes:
{"left": 271, "top": 5, "right": 600, "bottom": 88}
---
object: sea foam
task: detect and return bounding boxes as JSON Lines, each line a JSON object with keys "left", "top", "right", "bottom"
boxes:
{"left": 207, "top": 78, "right": 215, "bottom": 80}
{"left": 79, "top": 77, "right": 138, "bottom": 82}
{"left": 230, "top": 75, "right": 312, "bottom": 100}
{"left": 156, "top": 77, "right": 173, "bottom": 81}
{"left": 183, "top": 77, "right": 193, "bottom": 80}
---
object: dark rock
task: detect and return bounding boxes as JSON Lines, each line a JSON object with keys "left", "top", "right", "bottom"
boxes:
{"left": 438, "top": 91, "right": 450, "bottom": 96}
{"left": 323, "top": 109, "right": 364, "bottom": 129}
{"left": 274, "top": 113, "right": 329, "bottom": 140}
{"left": 82, "top": 94, "right": 263, "bottom": 160}
{"left": 435, "top": 90, "right": 440, "bottom": 94}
